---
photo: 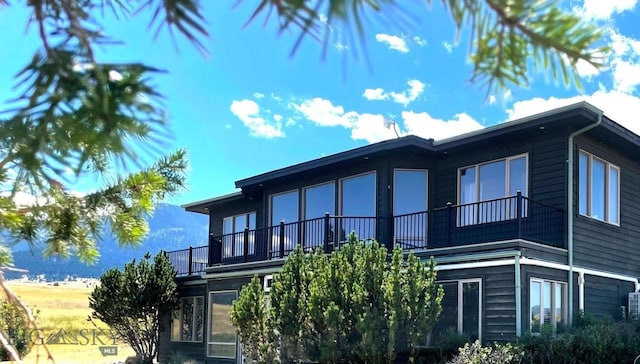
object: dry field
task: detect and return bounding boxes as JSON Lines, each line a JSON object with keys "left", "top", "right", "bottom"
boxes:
{"left": 3, "top": 280, "right": 135, "bottom": 364}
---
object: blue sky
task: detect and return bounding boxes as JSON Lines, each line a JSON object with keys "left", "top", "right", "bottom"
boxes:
{"left": 1, "top": 1, "right": 639, "bottom": 206}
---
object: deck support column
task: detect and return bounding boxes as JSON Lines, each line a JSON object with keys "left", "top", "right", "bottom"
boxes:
{"left": 515, "top": 253, "right": 522, "bottom": 337}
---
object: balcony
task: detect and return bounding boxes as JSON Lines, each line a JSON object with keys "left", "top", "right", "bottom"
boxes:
{"left": 167, "top": 194, "right": 564, "bottom": 276}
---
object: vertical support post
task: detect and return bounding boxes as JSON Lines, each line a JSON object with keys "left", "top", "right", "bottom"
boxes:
{"left": 279, "top": 221, "right": 285, "bottom": 258}
{"left": 323, "top": 213, "right": 331, "bottom": 253}
{"left": 244, "top": 227, "right": 250, "bottom": 263}
{"left": 515, "top": 253, "right": 522, "bottom": 337}
{"left": 387, "top": 213, "right": 394, "bottom": 251}
{"left": 446, "top": 202, "right": 452, "bottom": 247}
{"left": 516, "top": 190, "right": 523, "bottom": 239}
{"left": 188, "top": 246, "right": 193, "bottom": 276}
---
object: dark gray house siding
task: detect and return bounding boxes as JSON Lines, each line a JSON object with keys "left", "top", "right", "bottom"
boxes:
{"left": 164, "top": 103, "right": 640, "bottom": 362}
{"left": 572, "top": 133, "right": 640, "bottom": 277}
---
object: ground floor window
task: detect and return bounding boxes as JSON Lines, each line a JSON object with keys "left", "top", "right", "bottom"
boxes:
{"left": 207, "top": 291, "right": 238, "bottom": 358}
{"left": 433, "top": 279, "right": 482, "bottom": 343}
{"left": 171, "top": 296, "right": 204, "bottom": 342}
{"left": 530, "top": 279, "right": 567, "bottom": 333}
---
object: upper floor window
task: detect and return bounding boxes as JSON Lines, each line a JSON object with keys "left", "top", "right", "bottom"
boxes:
{"left": 530, "top": 279, "right": 566, "bottom": 333}
{"left": 303, "top": 182, "right": 335, "bottom": 247}
{"left": 458, "top": 154, "right": 528, "bottom": 224}
{"left": 223, "top": 212, "right": 256, "bottom": 257}
{"left": 394, "top": 169, "right": 428, "bottom": 248}
{"left": 171, "top": 296, "right": 204, "bottom": 342}
{"left": 579, "top": 150, "right": 619, "bottom": 224}
{"left": 270, "top": 190, "right": 299, "bottom": 257}
{"left": 340, "top": 171, "right": 376, "bottom": 241}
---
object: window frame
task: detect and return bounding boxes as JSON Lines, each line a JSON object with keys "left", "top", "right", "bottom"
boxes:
{"left": 269, "top": 189, "right": 300, "bottom": 226}
{"left": 393, "top": 168, "right": 429, "bottom": 248}
{"left": 437, "top": 278, "right": 483, "bottom": 342}
{"left": 393, "top": 168, "right": 429, "bottom": 216}
{"left": 207, "top": 290, "right": 238, "bottom": 359}
{"left": 529, "top": 278, "right": 567, "bottom": 333}
{"left": 578, "top": 150, "right": 620, "bottom": 225}
{"left": 171, "top": 296, "right": 204, "bottom": 343}
{"left": 222, "top": 212, "right": 257, "bottom": 257}
{"left": 302, "top": 181, "right": 336, "bottom": 220}
{"left": 457, "top": 153, "right": 529, "bottom": 205}
{"left": 338, "top": 171, "right": 377, "bottom": 216}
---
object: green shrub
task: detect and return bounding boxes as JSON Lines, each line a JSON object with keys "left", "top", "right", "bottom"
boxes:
{"left": 447, "top": 340, "right": 523, "bottom": 364}
{"left": 0, "top": 301, "right": 33, "bottom": 360}
{"left": 518, "top": 316, "right": 640, "bottom": 364}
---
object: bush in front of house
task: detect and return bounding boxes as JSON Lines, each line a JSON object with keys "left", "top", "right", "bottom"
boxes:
{"left": 447, "top": 340, "right": 523, "bottom": 364}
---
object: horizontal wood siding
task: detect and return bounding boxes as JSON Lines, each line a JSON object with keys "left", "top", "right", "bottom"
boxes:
{"left": 158, "top": 283, "right": 208, "bottom": 364}
{"left": 209, "top": 198, "right": 263, "bottom": 236}
{"left": 573, "top": 134, "right": 640, "bottom": 276}
{"left": 437, "top": 265, "right": 516, "bottom": 343}
{"left": 584, "top": 275, "right": 634, "bottom": 320}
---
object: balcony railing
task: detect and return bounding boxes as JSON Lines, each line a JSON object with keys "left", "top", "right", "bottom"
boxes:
{"left": 167, "top": 193, "right": 564, "bottom": 276}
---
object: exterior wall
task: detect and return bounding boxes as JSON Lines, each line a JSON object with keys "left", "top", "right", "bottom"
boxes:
{"left": 208, "top": 198, "right": 263, "bottom": 236}
{"left": 520, "top": 265, "right": 573, "bottom": 334}
{"left": 158, "top": 281, "right": 208, "bottom": 364}
{"left": 584, "top": 275, "right": 634, "bottom": 320}
{"left": 436, "top": 265, "right": 516, "bottom": 344}
{"left": 573, "top": 133, "right": 640, "bottom": 277}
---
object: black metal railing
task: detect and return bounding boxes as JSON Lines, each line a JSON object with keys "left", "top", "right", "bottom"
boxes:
{"left": 167, "top": 193, "right": 564, "bottom": 275}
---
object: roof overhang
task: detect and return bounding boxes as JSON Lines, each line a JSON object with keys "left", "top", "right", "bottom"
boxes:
{"left": 181, "top": 191, "right": 243, "bottom": 214}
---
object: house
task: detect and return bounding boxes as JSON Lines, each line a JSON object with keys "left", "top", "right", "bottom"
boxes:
{"left": 160, "top": 101, "right": 640, "bottom": 364}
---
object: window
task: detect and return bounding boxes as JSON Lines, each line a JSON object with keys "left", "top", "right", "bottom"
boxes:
{"left": 270, "top": 190, "right": 299, "bottom": 256}
{"left": 530, "top": 279, "right": 566, "bottom": 333}
{"left": 303, "top": 182, "right": 335, "bottom": 247}
{"left": 434, "top": 279, "right": 482, "bottom": 342}
{"left": 340, "top": 172, "right": 376, "bottom": 241}
{"left": 579, "top": 150, "right": 619, "bottom": 224}
{"left": 171, "top": 296, "right": 204, "bottom": 342}
{"left": 207, "top": 291, "right": 237, "bottom": 358}
{"left": 458, "top": 154, "right": 527, "bottom": 225}
{"left": 393, "top": 169, "right": 428, "bottom": 248}
{"left": 223, "top": 212, "right": 256, "bottom": 258}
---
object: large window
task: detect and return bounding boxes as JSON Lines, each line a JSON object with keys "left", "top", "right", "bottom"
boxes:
{"left": 207, "top": 291, "right": 237, "bottom": 358}
{"left": 303, "top": 182, "right": 335, "bottom": 247}
{"left": 340, "top": 172, "right": 376, "bottom": 241}
{"left": 270, "top": 190, "right": 299, "bottom": 256}
{"left": 171, "top": 296, "right": 204, "bottom": 342}
{"left": 394, "top": 169, "right": 428, "bottom": 248}
{"left": 579, "top": 150, "right": 620, "bottom": 224}
{"left": 434, "top": 279, "right": 482, "bottom": 342}
{"left": 223, "top": 212, "right": 256, "bottom": 257}
{"left": 458, "top": 154, "right": 527, "bottom": 225}
{"left": 530, "top": 279, "right": 566, "bottom": 333}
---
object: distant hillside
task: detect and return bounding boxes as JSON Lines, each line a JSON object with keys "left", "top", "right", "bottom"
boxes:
{"left": 7, "top": 203, "right": 208, "bottom": 279}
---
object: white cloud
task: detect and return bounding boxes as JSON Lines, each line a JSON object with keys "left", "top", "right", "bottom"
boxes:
{"left": 488, "top": 95, "right": 497, "bottom": 105}
{"left": 413, "top": 36, "right": 427, "bottom": 47}
{"left": 575, "top": 58, "right": 600, "bottom": 79}
{"left": 375, "top": 34, "right": 409, "bottom": 53}
{"left": 402, "top": 111, "right": 484, "bottom": 140}
{"left": 230, "top": 99, "right": 284, "bottom": 138}
{"left": 362, "top": 80, "right": 426, "bottom": 106}
{"left": 442, "top": 41, "right": 453, "bottom": 54}
{"left": 253, "top": 92, "right": 265, "bottom": 99}
{"left": 607, "top": 31, "right": 640, "bottom": 93}
{"left": 506, "top": 90, "right": 640, "bottom": 136}
{"left": 292, "top": 96, "right": 484, "bottom": 144}
{"left": 362, "top": 88, "right": 386, "bottom": 101}
{"left": 291, "top": 98, "right": 350, "bottom": 127}
{"left": 578, "top": 0, "right": 637, "bottom": 19}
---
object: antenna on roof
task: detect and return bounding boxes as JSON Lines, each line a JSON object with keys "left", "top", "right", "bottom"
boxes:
{"left": 383, "top": 116, "right": 401, "bottom": 139}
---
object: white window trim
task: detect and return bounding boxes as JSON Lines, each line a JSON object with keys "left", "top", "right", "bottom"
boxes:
{"left": 223, "top": 212, "right": 256, "bottom": 257}
{"left": 457, "top": 153, "right": 529, "bottom": 205}
{"left": 302, "top": 181, "right": 336, "bottom": 220}
{"left": 269, "top": 189, "right": 300, "bottom": 226}
{"left": 171, "top": 296, "right": 204, "bottom": 343}
{"left": 393, "top": 168, "right": 429, "bottom": 215}
{"left": 529, "top": 278, "right": 567, "bottom": 333}
{"left": 338, "top": 171, "right": 377, "bottom": 216}
{"left": 207, "top": 290, "right": 238, "bottom": 359}
{"left": 438, "top": 278, "right": 483, "bottom": 342}
{"left": 579, "top": 150, "right": 620, "bottom": 225}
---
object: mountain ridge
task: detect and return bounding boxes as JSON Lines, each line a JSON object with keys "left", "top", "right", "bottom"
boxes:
{"left": 7, "top": 203, "right": 208, "bottom": 279}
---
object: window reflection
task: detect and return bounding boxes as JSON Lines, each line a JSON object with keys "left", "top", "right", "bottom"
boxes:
{"left": 271, "top": 190, "right": 299, "bottom": 257}
{"left": 208, "top": 291, "right": 237, "bottom": 358}
{"left": 304, "top": 182, "right": 335, "bottom": 249}
{"left": 394, "top": 169, "right": 428, "bottom": 248}
{"left": 340, "top": 172, "right": 376, "bottom": 242}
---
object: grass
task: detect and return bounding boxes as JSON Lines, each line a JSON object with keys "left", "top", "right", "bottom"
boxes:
{"left": 3, "top": 281, "right": 135, "bottom": 364}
